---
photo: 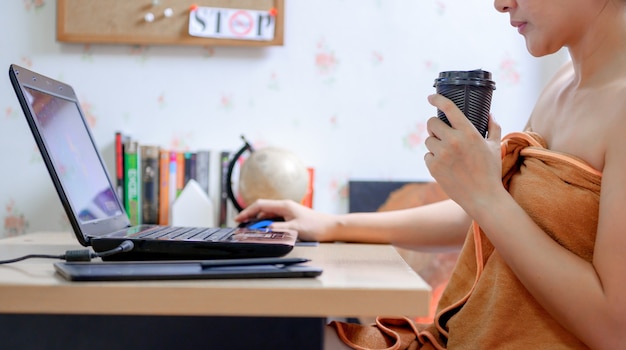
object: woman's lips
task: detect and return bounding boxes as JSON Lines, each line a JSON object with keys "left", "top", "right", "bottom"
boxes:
{"left": 511, "top": 21, "right": 527, "bottom": 34}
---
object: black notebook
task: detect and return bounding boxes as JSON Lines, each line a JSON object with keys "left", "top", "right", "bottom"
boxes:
{"left": 54, "top": 258, "right": 323, "bottom": 281}
{"left": 9, "top": 64, "right": 297, "bottom": 261}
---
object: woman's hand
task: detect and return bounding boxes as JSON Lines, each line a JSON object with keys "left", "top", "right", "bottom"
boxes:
{"left": 234, "top": 199, "right": 339, "bottom": 242}
{"left": 424, "top": 94, "right": 504, "bottom": 215}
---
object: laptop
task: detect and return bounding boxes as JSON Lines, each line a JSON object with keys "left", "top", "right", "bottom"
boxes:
{"left": 8, "top": 64, "right": 297, "bottom": 261}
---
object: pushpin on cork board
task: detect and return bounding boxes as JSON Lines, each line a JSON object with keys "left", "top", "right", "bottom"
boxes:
{"left": 56, "top": 0, "right": 284, "bottom": 47}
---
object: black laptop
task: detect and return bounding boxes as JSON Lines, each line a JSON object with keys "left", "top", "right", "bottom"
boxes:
{"left": 8, "top": 64, "right": 297, "bottom": 261}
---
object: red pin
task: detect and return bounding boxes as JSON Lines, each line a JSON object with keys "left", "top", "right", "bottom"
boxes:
{"left": 268, "top": 8, "right": 278, "bottom": 17}
{"left": 189, "top": 4, "right": 198, "bottom": 12}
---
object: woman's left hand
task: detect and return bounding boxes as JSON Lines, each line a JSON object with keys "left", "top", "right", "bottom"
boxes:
{"left": 424, "top": 94, "right": 504, "bottom": 213}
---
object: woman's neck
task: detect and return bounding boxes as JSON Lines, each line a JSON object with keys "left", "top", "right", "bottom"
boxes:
{"left": 567, "top": 6, "right": 626, "bottom": 88}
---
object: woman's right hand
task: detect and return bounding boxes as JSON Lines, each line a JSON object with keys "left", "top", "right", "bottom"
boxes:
{"left": 234, "top": 199, "right": 339, "bottom": 242}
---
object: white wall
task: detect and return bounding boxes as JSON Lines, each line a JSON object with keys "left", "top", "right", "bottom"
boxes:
{"left": 0, "top": 0, "right": 566, "bottom": 236}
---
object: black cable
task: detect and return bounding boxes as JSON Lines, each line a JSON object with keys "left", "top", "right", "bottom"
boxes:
{"left": 94, "top": 240, "right": 134, "bottom": 259}
{"left": 0, "top": 253, "right": 66, "bottom": 264}
{"left": 0, "top": 240, "right": 135, "bottom": 265}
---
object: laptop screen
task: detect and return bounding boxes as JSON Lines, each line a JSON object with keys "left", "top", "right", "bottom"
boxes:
{"left": 22, "top": 86, "right": 124, "bottom": 224}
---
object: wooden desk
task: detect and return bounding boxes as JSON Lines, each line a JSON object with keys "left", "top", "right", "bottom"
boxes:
{"left": 0, "top": 232, "right": 431, "bottom": 350}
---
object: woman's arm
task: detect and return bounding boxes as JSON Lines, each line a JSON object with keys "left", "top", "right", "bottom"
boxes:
{"left": 235, "top": 198, "right": 470, "bottom": 250}
{"left": 332, "top": 199, "right": 470, "bottom": 250}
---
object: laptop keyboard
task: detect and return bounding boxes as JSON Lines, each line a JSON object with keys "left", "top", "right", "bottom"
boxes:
{"left": 137, "top": 226, "right": 236, "bottom": 241}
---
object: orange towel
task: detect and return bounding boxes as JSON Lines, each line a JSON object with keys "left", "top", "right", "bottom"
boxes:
{"left": 330, "top": 132, "right": 602, "bottom": 349}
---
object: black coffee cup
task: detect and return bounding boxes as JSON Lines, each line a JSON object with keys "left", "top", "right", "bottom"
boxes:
{"left": 433, "top": 69, "right": 496, "bottom": 137}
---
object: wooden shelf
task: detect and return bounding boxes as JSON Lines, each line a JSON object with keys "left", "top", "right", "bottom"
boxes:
{"left": 57, "top": 0, "right": 284, "bottom": 47}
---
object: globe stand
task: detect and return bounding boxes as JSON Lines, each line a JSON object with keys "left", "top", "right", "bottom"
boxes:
{"left": 226, "top": 135, "right": 254, "bottom": 213}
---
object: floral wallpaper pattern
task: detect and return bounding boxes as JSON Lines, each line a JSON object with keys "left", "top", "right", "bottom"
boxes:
{"left": 0, "top": 0, "right": 566, "bottom": 236}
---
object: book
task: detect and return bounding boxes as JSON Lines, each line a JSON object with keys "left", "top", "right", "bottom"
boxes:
{"left": 114, "top": 132, "right": 124, "bottom": 202}
{"left": 114, "top": 131, "right": 130, "bottom": 204}
{"left": 140, "top": 145, "right": 160, "bottom": 225}
{"left": 158, "top": 149, "right": 170, "bottom": 225}
{"left": 168, "top": 151, "right": 178, "bottom": 223}
{"left": 124, "top": 140, "right": 141, "bottom": 226}
{"left": 218, "top": 150, "right": 231, "bottom": 227}
{"left": 176, "top": 152, "right": 185, "bottom": 198}
{"left": 195, "top": 150, "right": 211, "bottom": 196}
{"left": 301, "top": 167, "right": 315, "bottom": 208}
{"left": 183, "top": 152, "right": 197, "bottom": 187}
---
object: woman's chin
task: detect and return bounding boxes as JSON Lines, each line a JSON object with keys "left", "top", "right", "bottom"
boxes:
{"left": 525, "top": 41, "right": 562, "bottom": 58}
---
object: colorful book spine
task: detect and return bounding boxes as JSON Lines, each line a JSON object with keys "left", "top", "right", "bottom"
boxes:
{"left": 158, "top": 149, "right": 170, "bottom": 225}
{"left": 168, "top": 151, "right": 178, "bottom": 222}
{"left": 140, "top": 145, "right": 160, "bottom": 225}
{"left": 114, "top": 131, "right": 130, "bottom": 204}
{"left": 124, "top": 140, "right": 141, "bottom": 225}
{"left": 176, "top": 152, "right": 185, "bottom": 197}
{"left": 301, "top": 167, "right": 315, "bottom": 208}
{"left": 114, "top": 132, "right": 124, "bottom": 202}
{"left": 183, "top": 152, "right": 197, "bottom": 187}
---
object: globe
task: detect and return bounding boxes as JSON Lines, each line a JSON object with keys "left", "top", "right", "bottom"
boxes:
{"left": 237, "top": 147, "right": 309, "bottom": 208}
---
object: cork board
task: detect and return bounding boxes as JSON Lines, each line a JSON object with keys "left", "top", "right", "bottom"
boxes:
{"left": 57, "top": 0, "right": 284, "bottom": 47}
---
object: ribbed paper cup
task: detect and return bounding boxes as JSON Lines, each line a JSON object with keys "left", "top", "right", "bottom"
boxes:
{"left": 433, "top": 70, "right": 496, "bottom": 138}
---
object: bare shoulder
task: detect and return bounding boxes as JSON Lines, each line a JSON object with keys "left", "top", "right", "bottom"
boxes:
{"left": 601, "top": 65, "right": 626, "bottom": 169}
{"left": 600, "top": 62, "right": 626, "bottom": 121}
{"left": 604, "top": 79, "right": 626, "bottom": 144}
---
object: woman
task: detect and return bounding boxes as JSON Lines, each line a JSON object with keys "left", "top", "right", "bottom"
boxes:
{"left": 236, "top": 0, "right": 626, "bottom": 348}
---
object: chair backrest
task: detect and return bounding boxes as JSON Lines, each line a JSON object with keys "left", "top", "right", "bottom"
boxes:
{"left": 347, "top": 180, "right": 456, "bottom": 324}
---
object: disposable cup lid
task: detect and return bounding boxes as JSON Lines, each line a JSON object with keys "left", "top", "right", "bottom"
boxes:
{"left": 434, "top": 69, "right": 496, "bottom": 90}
